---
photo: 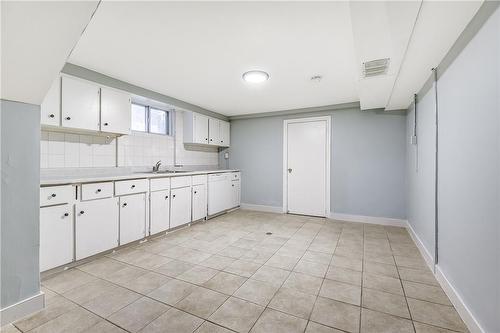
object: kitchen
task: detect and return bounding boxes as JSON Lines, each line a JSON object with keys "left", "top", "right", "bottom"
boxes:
{"left": 1, "top": 2, "right": 499, "bottom": 333}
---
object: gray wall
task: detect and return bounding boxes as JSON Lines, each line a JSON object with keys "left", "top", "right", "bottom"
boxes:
{"left": 0, "top": 100, "right": 41, "bottom": 309}
{"left": 226, "top": 108, "right": 407, "bottom": 219}
{"left": 406, "top": 86, "right": 436, "bottom": 259}
{"left": 406, "top": 6, "right": 499, "bottom": 332}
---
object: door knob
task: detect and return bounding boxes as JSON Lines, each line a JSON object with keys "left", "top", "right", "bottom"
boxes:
{"left": 288, "top": 168, "right": 292, "bottom": 173}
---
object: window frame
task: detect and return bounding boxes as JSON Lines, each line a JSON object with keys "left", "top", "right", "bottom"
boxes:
{"left": 131, "top": 102, "right": 172, "bottom": 136}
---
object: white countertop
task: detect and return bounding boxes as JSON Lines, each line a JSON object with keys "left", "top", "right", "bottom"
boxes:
{"left": 40, "top": 169, "right": 239, "bottom": 186}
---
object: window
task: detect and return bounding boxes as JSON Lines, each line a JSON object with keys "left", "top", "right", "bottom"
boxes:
{"left": 131, "top": 103, "right": 171, "bottom": 135}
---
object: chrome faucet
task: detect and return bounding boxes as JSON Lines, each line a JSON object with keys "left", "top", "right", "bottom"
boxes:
{"left": 153, "top": 160, "right": 162, "bottom": 173}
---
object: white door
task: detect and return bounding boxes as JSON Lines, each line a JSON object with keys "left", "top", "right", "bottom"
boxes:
{"left": 119, "top": 194, "right": 146, "bottom": 244}
{"left": 150, "top": 190, "right": 170, "bottom": 234}
{"left": 170, "top": 187, "right": 192, "bottom": 228}
{"left": 230, "top": 179, "right": 240, "bottom": 208}
{"left": 61, "top": 76, "right": 100, "bottom": 131}
{"left": 219, "top": 121, "right": 230, "bottom": 147}
{"left": 100, "top": 87, "right": 131, "bottom": 134}
{"left": 286, "top": 118, "right": 329, "bottom": 217}
{"left": 41, "top": 77, "right": 60, "bottom": 126}
{"left": 192, "top": 184, "right": 207, "bottom": 221}
{"left": 75, "top": 198, "right": 119, "bottom": 260}
{"left": 40, "top": 205, "right": 73, "bottom": 271}
{"left": 208, "top": 118, "right": 220, "bottom": 146}
{"left": 194, "top": 114, "right": 209, "bottom": 144}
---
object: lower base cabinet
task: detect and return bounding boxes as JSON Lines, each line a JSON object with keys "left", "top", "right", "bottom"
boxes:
{"left": 40, "top": 205, "right": 74, "bottom": 271}
{"left": 192, "top": 184, "right": 207, "bottom": 221}
{"left": 231, "top": 179, "right": 241, "bottom": 208}
{"left": 76, "top": 197, "right": 119, "bottom": 260}
{"left": 170, "top": 186, "right": 191, "bottom": 228}
{"left": 119, "top": 193, "right": 147, "bottom": 244}
{"left": 150, "top": 190, "right": 170, "bottom": 235}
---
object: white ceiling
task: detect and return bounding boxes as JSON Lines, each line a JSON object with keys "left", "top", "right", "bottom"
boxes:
{"left": 1, "top": 1, "right": 99, "bottom": 105}
{"left": 5, "top": 1, "right": 481, "bottom": 115}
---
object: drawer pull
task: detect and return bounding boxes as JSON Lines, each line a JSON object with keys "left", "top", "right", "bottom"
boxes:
{"left": 103, "top": 122, "right": 109, "bottom": 126}
{"left": 49, "top": 114, "right": 55, "bottom": 118}
{"left": 51, "top": 193, "right": 56, "bottom": 197}
{"left": 64, "top": 213, "right": 69, "bottom": 217}
{"left": 194, "top": 191, "right": 197, "bottom": 194}
{"left": 131, "top": 185, "right": 136, "bottom": 188}
{"left": 172, "top": 195, "right": 176, "bottom": 198}
{"left": 65, "top": 116, "right": 71, "bottom": 120}
{"left": 80, "top": 211, "right": 85, "bottom": 215}
{"left": 165, "top": 195, "right": 169, "bottom": 199}
{"left": 96, "top": 189, "right": 101, "bottom": 193}
{"left": 122, "top": 202, "right": 128, "bottom": 207}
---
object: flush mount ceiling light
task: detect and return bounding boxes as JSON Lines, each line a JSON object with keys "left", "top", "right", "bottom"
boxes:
{"left": 242, "top": 70, "right": 269, "bottom": 83}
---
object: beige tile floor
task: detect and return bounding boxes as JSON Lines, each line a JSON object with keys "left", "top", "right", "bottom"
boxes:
{"left": 3, "top": 210, "right": 469, "bottom": 333}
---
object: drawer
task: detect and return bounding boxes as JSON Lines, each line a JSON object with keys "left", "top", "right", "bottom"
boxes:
{"left": 40, "top": 185, "right": 74, "bottom": 207}
{"left": 115, "top": 179, "right": 148, "bottom": 196}
{"left": 81, "top": 182, "right": 113, "bottom": 201}
{"left": 150, "top": 177, "right": 170, "bottom": 192}
{"left": 192, "top": 174, "right": 207, "bottom": 186}
{"left": 171, "top": 176, "right": 191, "bottom": 189}
{"left": 230, "top": 172, "right": 240, "bottom": 180}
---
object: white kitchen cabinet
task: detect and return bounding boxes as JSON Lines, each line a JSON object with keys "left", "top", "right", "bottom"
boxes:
{"left": 40, "top": 205, "right": 73, "bottom": 271}
{"left": 231, "top": 179, "right": 241, "bottom": 208}
{"left": 208, "top": 118, "right": 220, "bottom": 146}
{"left": 119, "top": 194, "right": 146, "bottom": 244}
{"left": 170, "top": 186, "right": 191, "bottom": 228}
{"left": 192, "top": 184, "right": 207, "bottom": 221}
{"left": 219, "top": 121, "right": 230, "bottom": 147}
{"left": 75, "top": 197, "right": 119, "bottom": 260}
{"left": 184, "top": 111, "right": 209, "bottom": 145}
{"left": 61, "top": 76, "right": 100, "bottom": 131}
{"left": 208, "top": 173, "right": 232, "bottom": 215}
{"left": 41, "top": 77, "right": 60, "bottom": 127}
{"left": 100, "top": 87, "right": 131, "bottom": 135}
{"left": 150, "top": 190, "right": 170, "bottom": 235}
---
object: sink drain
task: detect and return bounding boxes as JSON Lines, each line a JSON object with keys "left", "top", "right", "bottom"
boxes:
{"left": 266, "top": 232, "right": 272, "bottom": 235}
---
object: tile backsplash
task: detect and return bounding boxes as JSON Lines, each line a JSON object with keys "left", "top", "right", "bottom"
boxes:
{"left": 40, "top": 110, "right": 219, "bottom": 169}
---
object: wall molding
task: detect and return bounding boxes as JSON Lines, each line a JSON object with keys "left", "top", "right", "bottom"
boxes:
{"left": 329, "top": 212, "right": 407, "bottom": 227}
{"left": 405, "top": 222, "right": 435, "bottom": 270}
{"left": 240, "top": 203, "right": 283, "bottom": 214}
{"left": 435, "top": 266, "right": 485, "bottom": 333}
{"left": 0, "top": 291, "right": 45, "bottom": 326}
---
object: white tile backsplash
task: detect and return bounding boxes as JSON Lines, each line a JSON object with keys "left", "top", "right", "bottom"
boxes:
{"left": 40, "top": 110, "right": 219, "bottom": 169}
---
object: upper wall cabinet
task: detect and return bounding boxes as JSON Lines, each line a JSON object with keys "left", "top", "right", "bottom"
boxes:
{"left": 184, "top": 111, "right": 230, "bottom": 147}
{"left": 41, "top": 77, "right": 61, "bottom": 126}
{"left": 100, "top": 87, "right": 131, "bottom": 135}
{"left": 61, "top": 76, "right": 100, "bottom": 131}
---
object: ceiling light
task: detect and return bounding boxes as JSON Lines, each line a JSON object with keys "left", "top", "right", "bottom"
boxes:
{"left": 242, "top": 70, "right": 269, "bottom": 83}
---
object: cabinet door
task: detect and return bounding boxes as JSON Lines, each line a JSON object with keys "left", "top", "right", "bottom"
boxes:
{"left": 75, "top": 197, "right": 118, "bottom": 260}
{"left": 231, "top": 180, "right": 241, "bottom": 208}
{"left": 194, "top": 113, "right": 209, "bottom": 144}
{"left": 208, "top": 118, "right": 220, "bottom": 146}
{"left": 61, "top": 76, "right": 100, "bottom": 131}
{"left": 41, "top": 77, "right": 60, "bottom": 126}
{"left": 150, "top": 190, "right": 170, "bottom": 235}
{"left": 192, "top": 184, "right": 207, "bottom": 221}
{"left": 101, "top": 87, "right": 131, "bottom": 135}
{"left": 170, "top": 187, "right": 191, "bottom": 228}
{"left": 119, "top": 194, "right": 146, "bottom": 245}
{"left": 40, "top": 205, "right": 73, "bottom": 271}
{"left": 219, "top": 121, "right": 230, "bottom": 147}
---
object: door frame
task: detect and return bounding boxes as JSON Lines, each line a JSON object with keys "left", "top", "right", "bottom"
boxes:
{"left": 283, "top": 116, "right": 331, "bottom": 217}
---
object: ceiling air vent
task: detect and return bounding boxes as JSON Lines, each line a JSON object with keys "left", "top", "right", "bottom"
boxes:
{"left": 362, "top": 58, "right": 390, "bottom": 78}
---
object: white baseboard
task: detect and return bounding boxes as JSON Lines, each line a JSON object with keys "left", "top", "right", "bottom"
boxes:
{"left": 0, "top": 291, "right": 45, "bottom": 326}
{"left": 435, "top": 266, "right": 484, "bottom": 333}
{"left": 328, "top": 212, "right": 407, "bottom": 227}
{"left": 405, "top": 222, "right": 484, "bottom": 333}
{"left": 240, "top": 203, "right": 283, "bottom": 214}
{"left": 405, "top": 222, "right": 435, "bottom": 270}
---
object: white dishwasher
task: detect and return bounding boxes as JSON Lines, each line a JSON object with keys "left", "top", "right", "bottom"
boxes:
{"left": 208, "top": 173, "right": 232, "bottom": 215}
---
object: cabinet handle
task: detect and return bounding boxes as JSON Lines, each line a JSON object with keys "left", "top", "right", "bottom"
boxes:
{"left": 221, "top": 140, "right": 224, "bottom": 143}
{"left": 123, "top": 202, "right": 127, "bottom": 207}
{"left": 172, "top": 194, "right": 176, "bottom": 198}
{"left": 103, "top": 122, "right": 109, "bottom": 126}
{"left": 49, "top": 114, "right": 55, "bottom": 118}
{"left": 165, "top": 195, "right": 169, "bottom": 199}
{"left": 64, "top": 213, "right": 69, "bottom": 217}
{"left": 210, "top": 139, "right": 213, "bottom": 142}
{"left": 96, "top": 189, "right": 101, "bottom": 193}
{"left": 65, "top": 116, "right": 71, "bottom": 120}
{"left": 51, "top": 193, "right": 56, "bottom": 197}
{"left": 80, "top": 211, "right": 85, "bottom": 215}
{"left": 131, "top": 185, "right": 136, "bottom": 188}
{"left": 232, "top": 184, "right": 234, "bottom": 187}
{"left": 194, "top": 191, "right": 197, "bottom": 194}
{"left": 205, "top": 138, "right": 208, "bottom": 141}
